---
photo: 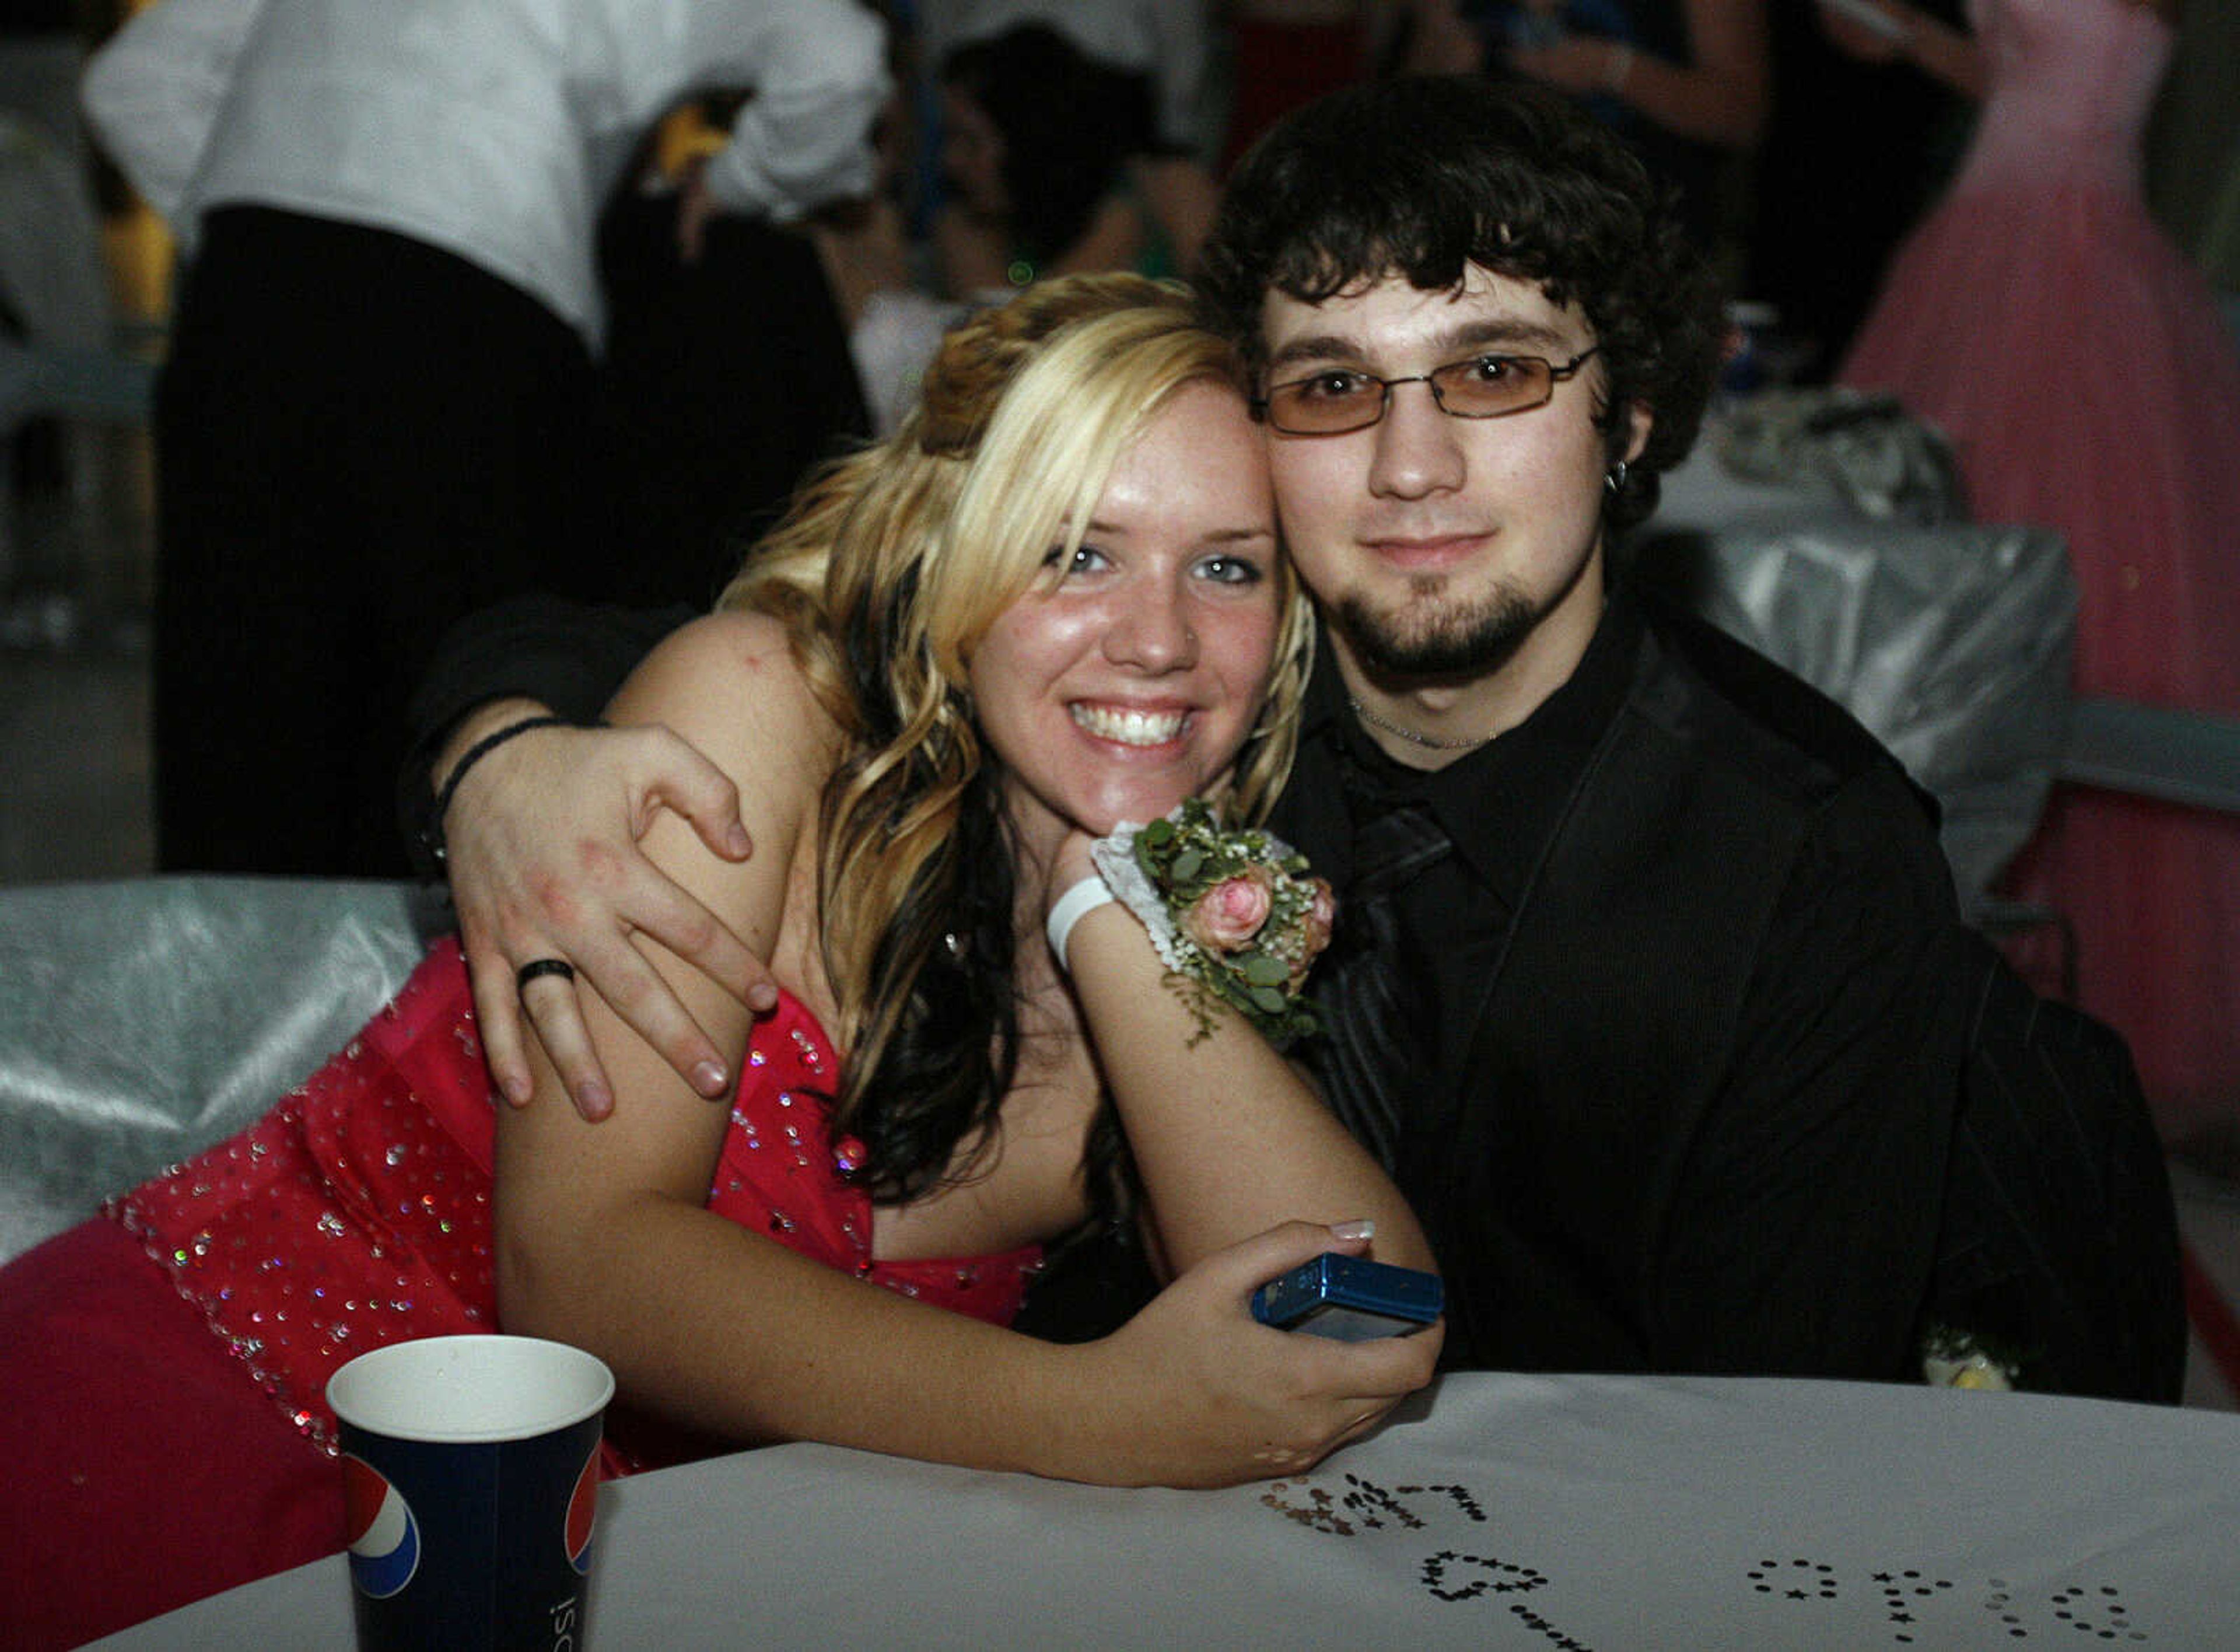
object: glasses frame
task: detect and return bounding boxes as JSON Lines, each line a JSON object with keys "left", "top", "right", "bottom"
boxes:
{"left": 1252, "top": 346, "right": 1604, "bottom": 436}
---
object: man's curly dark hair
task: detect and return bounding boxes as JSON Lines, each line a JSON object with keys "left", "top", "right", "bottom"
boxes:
{"left": 1196, "top": 76, "right": 1725, "bottom": 541}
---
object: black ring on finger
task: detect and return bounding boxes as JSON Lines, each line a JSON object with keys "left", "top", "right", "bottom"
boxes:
{"left": 516, "top": 957, "right": 577, "bottom": 994}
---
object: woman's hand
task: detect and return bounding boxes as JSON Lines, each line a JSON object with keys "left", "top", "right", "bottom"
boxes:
{"left": 1813, "top": 0, "right": 1986, "bottom": 97}
{"left": 436, "top": 700, "right": 779, "bottom": 1119}
{"left": 1061, "top": 1222, "right": 1443, "bottom": 1488}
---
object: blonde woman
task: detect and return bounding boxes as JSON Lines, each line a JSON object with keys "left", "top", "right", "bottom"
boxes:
{"left": 0, "top": 275, "right": 1438, "bottom": 1648}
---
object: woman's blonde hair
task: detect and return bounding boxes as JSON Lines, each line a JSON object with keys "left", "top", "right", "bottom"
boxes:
{"left": 720, "top": 272, "right": 1314, "bottom": 1207}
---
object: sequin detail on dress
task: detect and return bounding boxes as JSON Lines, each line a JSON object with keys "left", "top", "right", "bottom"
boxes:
{"left": 107, "top": 939, "right": 1042, "bottom": 1463}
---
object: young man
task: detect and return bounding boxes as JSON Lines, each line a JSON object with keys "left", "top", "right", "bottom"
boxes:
{"left": 409, "top": 78, "right": 2176, "bottom": 1394}
{"left": 1188, "top": 75, "right": 1958, "bottom": 1377}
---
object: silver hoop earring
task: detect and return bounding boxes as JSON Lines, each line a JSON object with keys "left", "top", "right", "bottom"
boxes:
{"left": 1604, "top": 460, "right": 1629, "bottom": 498}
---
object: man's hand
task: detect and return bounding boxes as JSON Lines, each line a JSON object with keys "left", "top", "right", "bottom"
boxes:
{"left": 432, "top": 698, "right": 778, "bottom": 1119}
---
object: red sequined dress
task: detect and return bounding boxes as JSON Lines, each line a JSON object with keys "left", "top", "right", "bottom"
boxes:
{"left": 107, "top": 939, "right": 1043, "bottom": 1466}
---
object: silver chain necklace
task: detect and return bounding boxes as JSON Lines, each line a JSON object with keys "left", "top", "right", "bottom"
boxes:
{"left": 1347, "top": 695, "right": 1498, "bottom": 751}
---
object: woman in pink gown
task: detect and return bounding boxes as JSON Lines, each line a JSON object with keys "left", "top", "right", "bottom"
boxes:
{"left": 1828, "top": 0, "right": 2240, "bottom": 1140}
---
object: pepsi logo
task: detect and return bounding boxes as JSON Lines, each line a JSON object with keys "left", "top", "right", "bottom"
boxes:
{"left": 341, "top": 1453, "right": 421, "bottom": 1600}
{"left": 564, "top": 1444, "right": 599, "bottom": 1576}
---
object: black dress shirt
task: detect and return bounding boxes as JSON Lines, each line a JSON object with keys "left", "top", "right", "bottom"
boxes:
{"left": 1279, "top": 589, "right": 1637, "bottom": 1107}
{"left": 1273, "top": 590, "right": 1966, "bottom": 1378}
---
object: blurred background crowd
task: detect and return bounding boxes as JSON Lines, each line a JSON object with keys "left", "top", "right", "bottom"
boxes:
{"left": 10, "top": 1, "right": 2234, "bottom": 626}
{"left": 5, "top": 1, "right": 2234, "bottom": 626}
{"left": 0, "top": 1, "right": 2236, "bottom": 1153}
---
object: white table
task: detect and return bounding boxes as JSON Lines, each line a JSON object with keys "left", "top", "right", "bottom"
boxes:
{"left": 92, "top": 1374, "right": 2239, "bottom": 1648}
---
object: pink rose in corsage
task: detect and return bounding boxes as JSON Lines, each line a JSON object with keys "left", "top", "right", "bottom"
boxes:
{"left": 1184, "top": 864, "right": 1276, "bottom": 954}
{"left": 1090, "top": 797, "right": 1335, "bottom": 1047}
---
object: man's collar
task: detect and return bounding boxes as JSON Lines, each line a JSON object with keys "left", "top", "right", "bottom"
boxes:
{"left": 1302, "top": 592, "right": 1644, "bottom": 900}
{"left": 1301, "top": 590, "right": 1639, "bottom": 757}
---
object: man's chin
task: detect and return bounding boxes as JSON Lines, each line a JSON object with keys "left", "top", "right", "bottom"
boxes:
{"left": 1332, "top": 590, "right": 1538, "bottom": 682}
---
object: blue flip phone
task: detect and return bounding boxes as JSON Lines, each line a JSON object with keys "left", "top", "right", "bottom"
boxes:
{"left": 1250, "top": 1253, "right": 1444, "bottom": 1342}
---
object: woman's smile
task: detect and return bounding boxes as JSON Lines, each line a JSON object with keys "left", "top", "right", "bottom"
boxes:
{"left": 1068, "top": 701, "right": 1191, "bottom": 747}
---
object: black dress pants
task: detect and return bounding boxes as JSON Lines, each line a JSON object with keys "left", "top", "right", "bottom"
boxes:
{"left": 153, "top": 206, "right": 605, "bottom": 876}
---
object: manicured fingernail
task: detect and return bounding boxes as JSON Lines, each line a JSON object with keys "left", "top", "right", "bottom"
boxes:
{"left": 1329, "top": 1219, "right": 1376, "bottom": 1242}
{"left": 578, "top": 1082, "right": 613, "bottom": 1118}
{"left": 693, "top": 1060, "right": 728, "bottom": 1097}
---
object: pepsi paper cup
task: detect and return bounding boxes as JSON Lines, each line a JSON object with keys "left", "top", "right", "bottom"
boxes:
{"left": 328, "top": 1335, "right": 614, "bottom": 1651}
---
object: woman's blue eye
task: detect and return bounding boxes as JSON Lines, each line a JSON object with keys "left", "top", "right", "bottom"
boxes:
{"left": 1042, "top": 544, "right": 1110, "bottom": 575}
{"left": 1196, "top": 555, "right": 1263, "bottom": 586}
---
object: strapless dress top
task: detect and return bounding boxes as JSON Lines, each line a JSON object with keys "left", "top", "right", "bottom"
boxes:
{"left": 110, "top": 939, "right": 1042, "bottom": 1464}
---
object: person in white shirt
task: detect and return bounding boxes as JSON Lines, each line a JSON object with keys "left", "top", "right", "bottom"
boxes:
{"left": 79, "top": 0, "right": 887, "bottom": 877}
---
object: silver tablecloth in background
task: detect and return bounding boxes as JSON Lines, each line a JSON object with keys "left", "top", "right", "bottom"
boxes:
{"left": 0, "top": 876, "right": 442, "bottom": 1262}
{"left": 1646, "top": 412, "right": 2076, "bottom": 918}
{"left": 1670, "top": 519, "right": 2073, "bottom": 916}
{"left": 92, "top": 1372, "right": 2240, "bottom": 1648}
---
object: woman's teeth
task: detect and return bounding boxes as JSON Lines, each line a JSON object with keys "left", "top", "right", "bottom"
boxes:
{"left": 1070, "top": 703, "right": 1184, "bottom": 746}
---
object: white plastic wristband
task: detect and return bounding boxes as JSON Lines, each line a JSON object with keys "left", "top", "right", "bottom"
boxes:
{"left": 1045, "top": 875, "right": 1117, "bottom": 974}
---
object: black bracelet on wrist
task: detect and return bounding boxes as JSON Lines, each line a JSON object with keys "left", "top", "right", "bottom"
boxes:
{"left": 420, "top": 713, "right": 573, "bottom": 869}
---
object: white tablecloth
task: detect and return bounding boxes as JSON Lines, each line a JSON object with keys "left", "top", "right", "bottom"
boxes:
{"left": 91, "top": 1373, "right": 2240, "bottom": 1648}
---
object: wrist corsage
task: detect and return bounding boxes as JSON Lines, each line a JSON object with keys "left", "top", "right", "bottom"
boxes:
{"left": 1090, "top": 797, "right": 1335, "bottom": 1048}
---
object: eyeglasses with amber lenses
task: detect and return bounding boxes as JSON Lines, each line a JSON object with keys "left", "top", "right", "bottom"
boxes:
{"left": 1251, "top": 346, "right": 1603, "bottom": 436}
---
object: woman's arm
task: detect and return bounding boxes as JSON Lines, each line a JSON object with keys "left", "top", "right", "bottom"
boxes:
{"left": 1055, "top": 840, "right": 1438, "bottom": 1283}
{"left": 1128, "top": 153, "right": 1220, "bottom": 274}
{"left": 1511, "top": 0, "right": 1772, "bottom": 150}
{"left": 494, "top": 617, "right": 1434, "bottom": 1483}
{"left": 1816, "top": 0, "right": 1988, "bottom": 101}
{"left": 932, "top": 201, "right": 1010, "bottom": 297}
{"left": 1051, "top": 193, "right": 1153, "bottom": 281}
